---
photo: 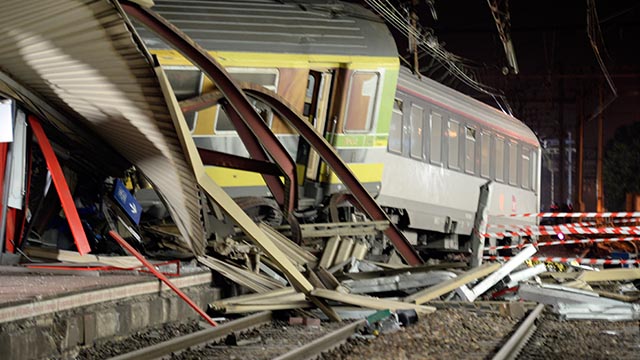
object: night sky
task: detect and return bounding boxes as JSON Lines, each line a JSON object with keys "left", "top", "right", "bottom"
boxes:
{"left": 358, "top": 0, "right": 640, "bottom": 210}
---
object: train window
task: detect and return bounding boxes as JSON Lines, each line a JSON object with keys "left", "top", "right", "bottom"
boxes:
{"left": 344, "top": 71, "right": 380, "bottom": 132}
{"left": 495, "top": 136, "right": 505, "bottom": 182}
{"left": 508, "top": 141, "right": 518, "bottom": 185}
{"left": 465, "top": 126, "right": 476, "bottom": 174}
{"left": 531, "top": 149, "right": 538, "bottom": 191}
{"left": 448, "top": 119, "right": 460, "bottom": 169}
{"left": 410, "top": 104, "right": 424, "bottom": 159}
{"left": 303, "top": 74, "right": 316, "bottom": 117}
{"left": 430, "top": 111, "right": 442, "bottom": 163}
{"left": 215, "top": 68, "right": 278, "bottom": 131}
{"left": 388, "top": 99, "right": 403, "bottom": 154}
{"left": 165, "top": 68, "right": 202, "bottom": 131}
{"left": 522, "top": 146, "right": 530, "bottom": 189}
{"left": 480, "top": 131, "right": 491, "bottom": 178}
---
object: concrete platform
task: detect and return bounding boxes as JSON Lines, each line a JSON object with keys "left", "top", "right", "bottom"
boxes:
{"left": 0, "top": 268, "right": 220, "bottom": 360}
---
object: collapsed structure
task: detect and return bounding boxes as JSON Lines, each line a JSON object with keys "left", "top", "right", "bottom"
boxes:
{"left": 0, "top": 5, "right": 639, "bottom": 357}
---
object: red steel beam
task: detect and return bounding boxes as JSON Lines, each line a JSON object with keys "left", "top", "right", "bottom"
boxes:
{"left": 244, "top": 88, "right": 423, "bottom": 265}
{"left": 121, "top": 1, "right": 297, "bottom": 216}
{"left": 182, "top": 91, "right": 286, "bottom": 206}
{"left": 198, "top": 148, "right": 281, "bottom": 177}
{"left": 109, "top": 230, "right": 217, "bottom": 327}
{"left": 28, "top": 115, "right": 92, "bottom": 255}
{"left": 219, "top": 100, "right": 286, "bottom": 204}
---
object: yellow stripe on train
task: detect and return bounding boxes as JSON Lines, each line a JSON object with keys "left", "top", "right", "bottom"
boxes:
{"left": 152, "top": 50, "right": 399, "bottom": 70}
{"left": 205, "top": 163, "right": 384, "bottom": 188}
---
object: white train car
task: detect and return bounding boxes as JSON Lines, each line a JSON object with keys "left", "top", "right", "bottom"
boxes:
{"left": 372, "top": 67, "right": 541, "bottom": 251}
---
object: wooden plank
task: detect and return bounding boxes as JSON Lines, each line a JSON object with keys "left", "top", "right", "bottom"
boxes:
{"left": 315, "top": 267, "right": 341, "bottom": 290}
{"left": 259, "top": 223, "right": 318, "bottom": 265}
{"left": 311, "top": 288, "right": 436, "bottom": 315}
{"left": 198, "top": 255, "right": 281, "bottom": 293}
{"left": 404, "top": 262, "right": 501, "bottom": 305}
{"left": 222, "top": 302, "right": 312, "bottom": 314}
{"left": 548, "top": 268, "right": 640, "bottom": 283}
{"left": 209, "top": 287, "right": 297, "bottom": 309}
{"left": 24, "top": 246, "right": 142, "bottom": 268}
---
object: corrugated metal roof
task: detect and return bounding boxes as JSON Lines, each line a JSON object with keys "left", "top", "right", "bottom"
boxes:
{"left": 0, "top": 0, "right": 206, "bottom": 254}
{"left": 137, "top": 0, "right": 398, "bottom": 57}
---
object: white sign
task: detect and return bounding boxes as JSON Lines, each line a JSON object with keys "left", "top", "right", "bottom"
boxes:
{"left": 0, "top": 100, "right": 13, "bottom": 142}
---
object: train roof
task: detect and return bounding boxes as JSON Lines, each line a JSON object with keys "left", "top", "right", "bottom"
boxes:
{"left": 397, "top": 67, "right": 540, "bottom": 147}
{"left": 139, "top": 0, "right": 398, "bottom": 58}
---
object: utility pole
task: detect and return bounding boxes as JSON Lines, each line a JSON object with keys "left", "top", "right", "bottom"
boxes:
{"left": 576, "top": 93, "right": 585, "bottom": 211}
{"left": 596, "top": 83, "right": 604, "bottom": 212}
{"left": 558, "top": 72, "right": 565, "bottom": 205}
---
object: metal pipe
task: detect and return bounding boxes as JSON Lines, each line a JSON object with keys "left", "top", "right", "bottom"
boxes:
{"left": 109, "top": 230, "right": 218, "bottom": 327}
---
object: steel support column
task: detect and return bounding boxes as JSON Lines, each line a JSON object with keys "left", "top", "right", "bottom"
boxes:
{"left": 198, "top": 148, "right": 281, "bottom": 177}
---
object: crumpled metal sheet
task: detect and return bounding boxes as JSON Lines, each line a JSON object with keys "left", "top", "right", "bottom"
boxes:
{"left": 0, "top": 0, "right": 205, "bottom": 254}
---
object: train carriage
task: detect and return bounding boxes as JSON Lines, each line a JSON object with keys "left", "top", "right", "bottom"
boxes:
{"left": 136, "top": 0, "right": 540, "bottom": 254}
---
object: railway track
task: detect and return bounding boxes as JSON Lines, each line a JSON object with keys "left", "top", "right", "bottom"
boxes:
{"left": 492, "top": 303, "right": 640, "bottom": 359}
{"left": 108, "top": 311, "right": 364, "bottom": 360}
{"left": 492, "top": 304, "right": 545, "bottom": 360}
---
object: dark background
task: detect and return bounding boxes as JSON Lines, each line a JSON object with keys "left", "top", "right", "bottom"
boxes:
{"left": 355, "top": 0, "right": 640, "bottom": 211}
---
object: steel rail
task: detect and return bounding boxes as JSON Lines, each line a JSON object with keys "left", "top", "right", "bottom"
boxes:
{"left": 109, "top": 311, "right": 273, "bottom": 360}
{"left": 121, "top": 1, "right": 297, "bottom": 216}
{"left": 492, "top": 303, "right": 544, "bottom": 360}
{"left": 273, "top": 319, "right": 366, "bottom": 360}
{"left": 244, "top": 86, "right": 423, "bottom": 265}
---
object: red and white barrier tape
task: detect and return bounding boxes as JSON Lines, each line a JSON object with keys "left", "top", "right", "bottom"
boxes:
{"left": 487, "top": 221, "right": 598, "bottom": 229}
{"left": 483, "top": 236, "right": 640, "bottom": 251}
{"left": 483, "top": 255, "right": 640, "bottom": 265}
{"left": 494, "top": 211, "right": 640, "bottom": 218}
{"left": 483, "top": 226, "right": 640, "bottom": 238}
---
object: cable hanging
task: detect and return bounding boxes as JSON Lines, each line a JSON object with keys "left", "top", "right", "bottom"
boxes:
{"left": 365, "top": 0, "right": 513, "bottom": 115}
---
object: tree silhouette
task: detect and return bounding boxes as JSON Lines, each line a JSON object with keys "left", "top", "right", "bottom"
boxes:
{"left": 603, "top": 122, "right": 640, "bottom": 210}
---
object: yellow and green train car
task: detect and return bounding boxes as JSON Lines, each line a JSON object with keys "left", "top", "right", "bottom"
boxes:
{"left": 137, "top": 0, "right": 398, "bottom": 200}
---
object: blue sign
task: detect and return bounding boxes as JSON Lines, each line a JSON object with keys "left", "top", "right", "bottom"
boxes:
{"left": 112, "top": 179, "right": 142, "bottom": 225}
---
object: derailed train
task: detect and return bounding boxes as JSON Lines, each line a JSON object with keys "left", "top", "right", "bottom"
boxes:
{"left": 136, "top": 0, "right": 540, "bottom": 253}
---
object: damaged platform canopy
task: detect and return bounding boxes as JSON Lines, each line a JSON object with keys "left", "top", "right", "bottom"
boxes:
{"left": 0, "top": 0, "right": 206, "bottom": 254}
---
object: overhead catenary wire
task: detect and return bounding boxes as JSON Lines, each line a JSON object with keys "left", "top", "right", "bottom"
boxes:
{"left": 365, "top": 0, "right": 513, "bottom": 115}
{"left": 585, "top": 0, "right": 618, "bottom": 122}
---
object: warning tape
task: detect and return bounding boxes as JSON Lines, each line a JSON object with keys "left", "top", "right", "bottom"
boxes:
{"left": 487, "top": 221, "right": 596, "bottom": 229}
{"left": 483, "top": 236, "right": 640, "bottom": 251}
{"left": 484, "top": 255, "right": 640, "bottom": 265}
{"left": 494, "top": 211, "right": 640, "bottom": 218}
{"left": 487, "top": 219, "right": 639, "bottom": 230}
{"left": 483, "top": 226, "right": 640, "bottom": 238}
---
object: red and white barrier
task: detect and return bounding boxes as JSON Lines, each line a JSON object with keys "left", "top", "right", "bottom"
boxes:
{"left": 483, "top": 236, "right": 640, "bottom": 251}
{"left": 487, "top": 221, "right": 599, "bottom": 230}
{"left": 483, "top": 255, "right": 640, "bottom": 265}
{"left": 483, "top": 226, "right": 640, "bottom": 239}
{"left": 494, "top": 211, "right": 640, "bottom": 218}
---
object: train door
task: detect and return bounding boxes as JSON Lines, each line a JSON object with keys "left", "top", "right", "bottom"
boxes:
{"left": 297, "top": 69, "right": 334, "bottom": 182}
